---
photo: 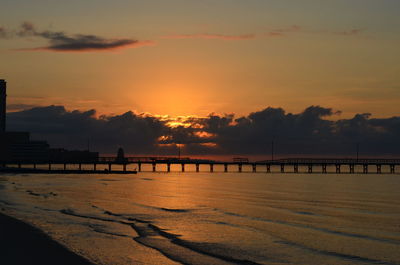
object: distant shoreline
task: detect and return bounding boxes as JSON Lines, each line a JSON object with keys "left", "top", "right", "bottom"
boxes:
{"left": 0, "top": 211, "right": 96, "bottom": 265}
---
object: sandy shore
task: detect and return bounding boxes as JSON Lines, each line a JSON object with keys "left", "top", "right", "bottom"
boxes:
{"left": 0, "top": 212, "right": 96, "bottom": 265}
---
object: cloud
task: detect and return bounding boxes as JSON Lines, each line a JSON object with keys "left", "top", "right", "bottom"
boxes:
{"left": 18, "top": 38, "right": 154, "bottom": 52}
{"left": 161, "top": 25, "right": 303, "bottom": 42}
{"left": 265, "top": 25, "right": 365, "bottom": 38}
{"left": 271, "top": 25, "right": 302, "bottom": 34}
{"left": 265, "top": 32, "right": 285, "bottom": 37}
{"left": 162, "top": 33, "right": 256, "bottom": 40}
{"left": 7, "top": 103, "right": 41, "bottom": 112}
{"left": 278, "top": 25, "right": 302, "bottom": 32}
{"left": 332, "top": 29, "right": 363, "bottom": 36}
{"left": 264, "top": 25, "right": 302, "bottom": 37}
{"left": 3, "top": 22, "right": 155, "bottom": 52}
{"left": 161, "top": 25, "right": 364, "bottom": 43}
{"left": 7, "top": 105, "right": 400, "bottom": 157}
{"left": 194, "top": 106, "right": 400, "bottom": 156}
{"left": 7, "top": 106, "right": 167, "bottom": 153}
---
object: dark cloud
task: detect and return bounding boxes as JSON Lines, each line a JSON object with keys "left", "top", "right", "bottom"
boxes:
{"left": 6, "top": 105, "right": 400, "bottom": 157}
{"left": 7, "top": 106, "right": 167, "bottom": 154}
{"left": 3, "top": 22, "right": 154, "bottom": 52}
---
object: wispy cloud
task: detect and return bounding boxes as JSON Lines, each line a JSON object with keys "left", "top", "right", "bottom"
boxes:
{"left": 331, "top": 29, "right": 364, "bottom": 36}
{"left": 2, "top": 22, "right": 155, "bottom": 52}
{"left": 266, "top": 25, "right": 364, "bottom": 38}
{"left": 161, "top": 25, "right": 364, "bottom": 43}
{"left": 162, "top": 33, "right": 256, "bottom": 41}
{"left": 270, "top": 25, "right": 302, "bottom": 34}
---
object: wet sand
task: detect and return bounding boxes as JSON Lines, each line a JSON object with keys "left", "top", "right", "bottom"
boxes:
{"left": 0, "top": 212, "right": 95, "bottom": 265}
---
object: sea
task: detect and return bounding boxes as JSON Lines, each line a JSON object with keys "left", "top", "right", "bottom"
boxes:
{"left": 0, "top": 164, "right": 399, "bottom": 265}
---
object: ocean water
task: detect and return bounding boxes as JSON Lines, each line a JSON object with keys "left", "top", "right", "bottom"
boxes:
{"left": 0, "top": 169, "right": 400, "bottom": 265}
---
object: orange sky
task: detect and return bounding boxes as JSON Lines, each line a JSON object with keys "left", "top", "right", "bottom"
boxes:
{"left": 1, "top": 0, "right": 400, "bottom": 119}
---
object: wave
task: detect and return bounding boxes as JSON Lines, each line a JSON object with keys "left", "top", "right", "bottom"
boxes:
{"left": 277, "top": 240, "right": 400, "bottom": 265}
{"left": 26, "top": 190, "right": 57, "bottom": 198}
{"left": 130, "top": 202, "right": 193, "bottom": 213}
{"left": 59, "top": 207, "right": 266, "bottom": 265}
{"left": 213, "top": 208, "right": 400, "bottom": 245}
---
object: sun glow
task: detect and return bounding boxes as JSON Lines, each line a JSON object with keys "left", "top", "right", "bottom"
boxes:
{"left": 194, "top": 131, "right": 215, "bottom": 138}
{"left": 156, "top": 115, "right": 201, "bottom": 128}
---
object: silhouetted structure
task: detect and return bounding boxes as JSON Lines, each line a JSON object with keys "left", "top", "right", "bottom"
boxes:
{"left": 0, "top": 132, "right": 50, "bottom": 161}
{"left": 233, "top": 157, "right": 249, "bottom": 163}
{"left": 0, "top": 80, "right": 6, "bottom": 132}
{"left": 49, "top": 148, "right": 98, "bottom": 163}
{"left": 116, "top": 147, "right": 126, "bottom": 163}
{"left": 0, "top": 79, "right": 51, "bottom": 161}
{"left": 0, "top": 79, "right": 98, "bottom": 163}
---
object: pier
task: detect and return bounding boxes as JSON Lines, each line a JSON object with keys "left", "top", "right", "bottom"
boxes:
{"left": 0, "top": 157, "right": 399, "bottom": 174}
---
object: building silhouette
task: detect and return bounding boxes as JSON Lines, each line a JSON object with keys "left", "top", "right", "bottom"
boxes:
{"left": 0, "top": 80, "right": 6, "bottom": 132}
{"left": 0, "top": 79, "right": 98, "bottom": 162}
{"left": 116, "top": 147, "right": 126, "bottom": 163}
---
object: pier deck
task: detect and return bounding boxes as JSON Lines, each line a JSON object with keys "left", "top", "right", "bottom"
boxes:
{"left": 1, "top": 157, "right": 399, "bottom": 174}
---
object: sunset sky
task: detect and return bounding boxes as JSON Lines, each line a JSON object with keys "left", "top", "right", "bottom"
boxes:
{"left": 2, "top": 0, "right": 400, "bottom": 156}
{"left": 1, "top": 0, "right": 399, "bottom": 118}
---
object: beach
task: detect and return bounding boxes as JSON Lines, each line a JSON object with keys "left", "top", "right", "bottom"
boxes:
{"left": 0, "top": 212, "right": 94, "bottom": 265}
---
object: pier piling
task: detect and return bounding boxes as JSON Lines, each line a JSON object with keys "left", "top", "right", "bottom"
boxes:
{"left": 336, "top": 164, "right": 341, "bottom": 174}
{"left": 363, "top": 164, "right": 368, "bottom": 174}
{"left": 349, "top": 164, "right": 354, "bottom": 174}
{"left": 308, "top": 165, "right": 313, "bottom": 174}
{"left": 377, "top": 164, "right": 382, "bottom": 174}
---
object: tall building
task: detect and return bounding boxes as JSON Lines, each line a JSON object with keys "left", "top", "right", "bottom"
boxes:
{"left": 0, "top": 79, "right": 6, "bottom": 132}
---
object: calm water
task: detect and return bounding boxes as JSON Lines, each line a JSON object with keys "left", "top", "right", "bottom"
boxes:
{"left": 0, "top": 171, "right": 399, "bottom": 265}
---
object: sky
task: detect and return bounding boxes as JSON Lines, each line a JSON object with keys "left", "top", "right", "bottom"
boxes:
{"left": 1, "top": 0, "right": 400, "bottom": 156}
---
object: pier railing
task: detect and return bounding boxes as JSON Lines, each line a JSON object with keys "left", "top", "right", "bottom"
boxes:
{"left": 1, "top": 157, "right": 399, "bottom": 174}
